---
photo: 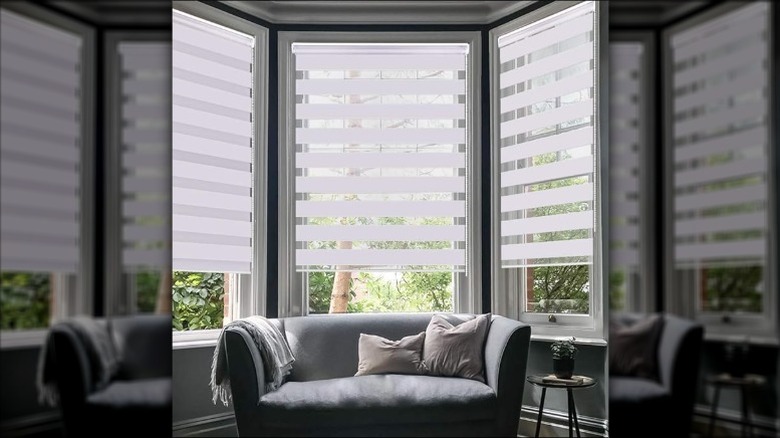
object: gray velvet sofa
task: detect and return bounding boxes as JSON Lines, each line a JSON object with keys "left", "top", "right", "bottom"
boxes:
{"left": 223, "top": 313, "right": 531, "bottom": 437}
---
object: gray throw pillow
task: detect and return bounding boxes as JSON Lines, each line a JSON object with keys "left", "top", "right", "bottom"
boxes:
{"left": 609, "top": 314, "right": 665, "bottom": 380}
{"left": 355, "top": 332, "right": 427, "bottom": 376}
{"left": 423, "top": 313, "right": 491, "bottom": 382}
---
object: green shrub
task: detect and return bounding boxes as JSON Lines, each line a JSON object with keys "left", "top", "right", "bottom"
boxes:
{"left": 172, "top": 271, "right": 224, "bottom": 331}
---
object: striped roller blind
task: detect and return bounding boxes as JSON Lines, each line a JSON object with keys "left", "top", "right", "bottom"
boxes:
{"left": 119, "top": 41, "right": 170, "bottom": 270}
{"left": 497, "top": 1, "right": 597, "bottom": 268}
{"left": 293, "top": 43, "right": 468, "bottom": 272}
{"left": 610, "top": 42, "right": 643, "bottom": 269}
{"left": 172, "top": 10, "right": 254, "bottom": 273}
{"left": 0, "top": 9, "right": 82, "bottom": 273}
{"left": 670, "top": 2, "right": 768, "bottom": 267}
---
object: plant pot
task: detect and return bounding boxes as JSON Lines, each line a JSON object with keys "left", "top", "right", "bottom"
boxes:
{"left": 553, "top": 358, "right": 574, "bottom": 379}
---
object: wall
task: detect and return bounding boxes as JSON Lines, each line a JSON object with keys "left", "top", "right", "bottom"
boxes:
{"left": 0, "top": 347, "right": 60, "bottom": 437}
{"left": 172, "top": 347, "right": 236, "bottom": 437}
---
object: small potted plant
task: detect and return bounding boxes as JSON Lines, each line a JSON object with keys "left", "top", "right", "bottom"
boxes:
{"left": 551, "top": 337, "right": 578, "bottom": 379}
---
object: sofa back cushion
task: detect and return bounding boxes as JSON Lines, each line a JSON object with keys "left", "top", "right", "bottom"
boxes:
{"left": 282, "top": 313, "right": 477, "bottom": 381}
{"left": 111, "top": 314, "right": 172, "bottom": 380}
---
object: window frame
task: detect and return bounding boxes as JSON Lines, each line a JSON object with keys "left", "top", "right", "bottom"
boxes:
{"left": 171, "top": 1, "right": 269, "bottom": 348}
{"left": 277, "top": 31, "right": 483, "bottom": 318}
{"left": 0, "top": 2, "right": 95, "bottom": 349}
{"left": 662, "top": 1, "right": 778, "bottom": 343}
{"left": 609, "top": 31, "right": 657, "bottom": 314}
{"left": 489, "top": 0, "right": 608, "bottom": 340}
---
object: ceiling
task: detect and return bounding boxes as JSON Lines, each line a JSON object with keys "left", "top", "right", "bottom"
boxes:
{"left": 43, "top": 0, "right": 713, "bottom": 27}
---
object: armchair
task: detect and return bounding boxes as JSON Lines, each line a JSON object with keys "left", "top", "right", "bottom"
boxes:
{"left": 49, "top": 314, "right": 172, "bottom": 436}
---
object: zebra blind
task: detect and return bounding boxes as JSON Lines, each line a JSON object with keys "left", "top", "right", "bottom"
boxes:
{"left": 610, "top": 42, "right": 643, "bottom": 270}
{"left": 497, "top": 1, "right": 597, "bottom": 268}
{"left": 0, "top": 9, "right": 82, "bottom": 273}
{"left": 670, "top": 2, "right": 768, "bottom": 267}
{"left": 172, "top": 10, "right": 254, "bottom": 273}
{"left": 119, "top": 41, "right": 170, "bottom": 270}
{"left": 293, "top": 43, "right": 468, "bottom": 272}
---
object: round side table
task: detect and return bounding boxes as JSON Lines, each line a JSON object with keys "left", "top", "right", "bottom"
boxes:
{"left": 706, "top": 373, "right": 767, "bottom": 438}
{"left": 526, "top": 374, "right": 597, "bottom": 438}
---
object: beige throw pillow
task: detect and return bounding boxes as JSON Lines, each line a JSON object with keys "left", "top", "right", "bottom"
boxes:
{"left": 355, "top": 332, "right": 427, "bottom": 376}
{"left": 423, "top": 314, "right": 491, "bottom": 382}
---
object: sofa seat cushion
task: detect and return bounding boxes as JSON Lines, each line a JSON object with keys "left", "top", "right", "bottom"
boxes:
{"left": 86, "top": 377, "right": 172, "bottom": 410}
{"left": 258, "top": 374, "right": 496, "bottom": 428}
{"left": 609, "top": 377, "right": 669, "bottom": 405}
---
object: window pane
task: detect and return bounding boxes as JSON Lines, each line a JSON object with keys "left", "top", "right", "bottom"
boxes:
{"left": 0, "top": 272, "right": 51, "bottom": 329}
{"left": 293, "top": 43, "right": 469, "bottom": 313}
{"left": 172, "top": 271, "right": 226, "bottom": 331}
{"left": 609, "top": 42, "right": 644, "bottom": 312}
{"left": 308, "top": 271, "right": 454, "bottom": 314}
{"left": 497, "top": 2, "right": 597, "bottom": 317}
{"left": 670, "top": 2, "right": 769, "bottom": 316}
{"left": 171, "top": 11, "right": 255, "bottom": 328}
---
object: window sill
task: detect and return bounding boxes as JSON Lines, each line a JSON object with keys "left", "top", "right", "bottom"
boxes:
{"left": 530, "top": 333, "right": 607, "bottom": 346}
{"left": 172, "top": 328, "right": 222, "bottom": 350}
{"left": 0, "top": 329, "right": 48, "bottom": 350}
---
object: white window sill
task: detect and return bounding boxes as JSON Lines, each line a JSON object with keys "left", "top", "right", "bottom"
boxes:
{"left": 530, "top": 333, "right": 607, "bottom": 346}
{"left": 0, "top": 329, "right": 48, "bottom": 350}
{"left": 172, "top": 328, "right": 222, "bottom": 350}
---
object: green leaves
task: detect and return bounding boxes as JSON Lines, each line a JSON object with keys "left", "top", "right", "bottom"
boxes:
{"left": 172, "top": 271, "right": 225, "bottom": 331}
{"left": 551, "top": 337, "right": 578, "bottom": 360}
{"left": 1, "top": 272, "right": 51, "bottom": 330}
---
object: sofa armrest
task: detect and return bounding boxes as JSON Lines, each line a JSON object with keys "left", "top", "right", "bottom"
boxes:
{"left": 224, "top": 327, "right": 267, "bottom": 434}
{"left": 50, "top": 325, "right": 93, "bottom": 436}
{"left": 483, "top": 316, "right": 532, "bottom": 436}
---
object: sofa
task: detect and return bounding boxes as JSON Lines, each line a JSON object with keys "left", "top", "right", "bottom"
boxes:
{"left": 223, "top": 313, "right": 531, "bottom": 437}
{"left": 49, "top": 314, "right": 172, "bottom": 436}
{"left": 609, "top": 313, "right": 703, "bottom": 436}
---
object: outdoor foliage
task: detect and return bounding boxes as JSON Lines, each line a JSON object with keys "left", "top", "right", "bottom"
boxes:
{"left": 172, "top": 271, "right": 224, "bottom": 331}
{"left": 308, "top": 270, "right": 453, "bottom": 314}
{"left": 136, "top": 271, "right": 161, "bottom": 313}
{"left": 703, "top": 266, "right": 763, "bottom": 313}
{"left": 0, "top": 272, "right": 50, "bottom": 329}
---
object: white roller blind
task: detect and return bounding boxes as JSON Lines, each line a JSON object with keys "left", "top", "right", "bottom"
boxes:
{"left": 497, "top": 2, "right": 597, "bottom": 268}
{"left": 610, "top": 42, "right": 643, "bottom": 267}
{"left": 119, "top": 42, "right": 170, "bottom": 269}
{"left": 293, "top": 43, "right": 468, "bottom": 272}
{"left": 670, "top": 2, "right": 768, "bottom": 267}
{"left": 0, "top": 9, "right": 82, "bottom": 273}
{"left": 172, "top": 10, "right": 254, "bottom": 273}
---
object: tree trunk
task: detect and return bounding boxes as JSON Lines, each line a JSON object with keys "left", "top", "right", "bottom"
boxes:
{"left": 155, "top": 270, "right": 172, "bottom": 314}
{"left": 329, "top": 240, "right": 353, "bottom": 313}
{"left": 327, "top": 69, "right": 361, "bottom": 314}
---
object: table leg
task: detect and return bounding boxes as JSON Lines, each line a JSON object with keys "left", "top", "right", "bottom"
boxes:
{"left": 567, "top": 389, "right": 573, "bottom": 438}
{"left": 569, "top": 389, "right": 581, "bottom": 438}
{"left": 535, "top": 387, "right": 546, "bottom": 438}
{"left": 741, "top": 385, "right": 752, "bottom": 438}
{"left": 708, "top": 384, "right": 721, "bottom": 438}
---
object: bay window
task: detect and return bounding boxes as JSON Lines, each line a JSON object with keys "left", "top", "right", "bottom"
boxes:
{"left": 490, "top": 1, "right": 606, "bottom": 338}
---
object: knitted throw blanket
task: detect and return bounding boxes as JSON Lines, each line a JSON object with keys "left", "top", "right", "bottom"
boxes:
{"left": 210, "top": 316, "right": 295, "bottom": 406}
